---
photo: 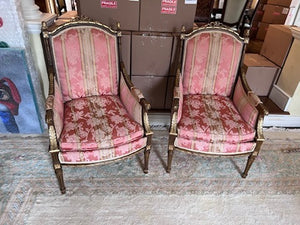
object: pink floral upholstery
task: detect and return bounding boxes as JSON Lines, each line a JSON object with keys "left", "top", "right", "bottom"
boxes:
{"left": 52, "top": 26, "right": 118, "bottom": 102}
{"left": 233, "top": 78, "right": 259, "bottom": 128}
{"left": 120, "top": 75, "right": 143, "bottom": 125}
{"left": 59, "top": 95, "right": 145, "bottom": 156}
{"left": 182, "top": 32, "right": 243, "bottom": 96}
{"left": 175, "top": 94, "right": 256, "bottom": 154}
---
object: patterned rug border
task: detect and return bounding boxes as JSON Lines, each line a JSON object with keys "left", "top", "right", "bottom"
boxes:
{"left": 1, "top": 175, "right": 300, "bottom": 225}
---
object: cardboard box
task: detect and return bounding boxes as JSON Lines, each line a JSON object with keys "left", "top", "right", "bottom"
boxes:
{"left": 165, "top": 76, "right": 176, "bottom": 109}
{"left": 246, "top": 39, "right": 264, "bottom": 54}
{"left": 243, "top": 53, "right": 280, "bottom": 96}
{"left": 131, "top": 76, "right": 168, "bottom": 109}
{"left": 76, "top": 0, "right": 140, "bottom": 30}
{"left": 253, "top": 9, "right": 264, "bottom": 21}
{"left": 262, "top": 4, "right": 289, "bottom": 24}
{"left": 139, "top": 0, "right": 197, "bottom": 32}
{"left": 169, "top": 34, "right": 181, "bottom": 76}
{"left": 120, "top": 32, "right": 131, "bottom": 74}
{"left": 131, "top": 33, "right": 173, "bottom": 76}
{"left": 256, "top": 22, "right": 269, "bottom": 40}
{"left": 260, "top": 25, "right": 293, "bottom": 67}
{"left": 250, "top": 26, "right": 258, "bottom": 39}
{"left": 267, "top": 0, "right": 292, "bottom": 7}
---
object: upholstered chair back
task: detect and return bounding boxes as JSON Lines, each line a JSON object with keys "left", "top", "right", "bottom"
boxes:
{"left": 50, "top": 26, "right": 119, "bottom": 102}
{"left": 182, "top": 30, "right": 244, "bottom": 96}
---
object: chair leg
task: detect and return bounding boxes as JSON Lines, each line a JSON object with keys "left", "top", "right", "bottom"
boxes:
{"left": 242, "top": 141, "right": 263, "bottom": 178}
{"left": 51, "top": 152, "right": 66, "bottom": 194}
{"left": 54, "top": 165, "right": 66, "bottom": 194}
{"left": 167, "top": 134, "right": 176, "bottom": 173}
{"left": 143, "top": 133, "right": 152, "bottom": 174}
{"left": 143, "top": 147, "right": 150, "bottom": 174}
{"left": 167, "top": 149, "right": 173, "bottom": 173}
{"left": 242, "top": 153, "right": 257, "bottom": 178}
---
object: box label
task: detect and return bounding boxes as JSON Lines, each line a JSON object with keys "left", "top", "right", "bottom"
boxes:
{"left": 161, "top": 6, "right": 177, "bottom": 14}
{"left": 162, "top": 0, "right": 177, "bottom": 6}
{"left": 161, "top": 0, "right": 177, "bottom": 14}
{"left": 101, "top": 0, "right": 118, "bottom": 8}
{"left": 282, "top": 8, "right": 289, "bottom": 15}
{"left": 185, "top": 0, "right": 197, "bottom": 4}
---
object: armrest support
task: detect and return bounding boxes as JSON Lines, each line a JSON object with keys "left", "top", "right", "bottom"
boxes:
{"left": 169, "top": 68, "right": 183, "bottom": 136}
{"left": 46, "top": 72, "right": 64, "bottom": 147}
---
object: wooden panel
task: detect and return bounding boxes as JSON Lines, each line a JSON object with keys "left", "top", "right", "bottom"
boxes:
{"left": 132, "top": 76, "right": 168, "bottom": 109}
{"left": 131, "top": 33, "right": 173, "bottom": 76}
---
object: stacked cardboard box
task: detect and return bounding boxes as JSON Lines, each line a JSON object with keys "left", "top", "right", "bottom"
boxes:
{"left": 244, "top": 25, "right": 294, "bottom": 96}
{"left": 256, "top": 0, "right": 291, "bottom": 40}
{"left": 250, "top": 0, "right": 266, "bottom": 39}
{"left": 243, "top": 54, "right": 280, "bottom": 96}
{"left": 261, "top": 24, "right": 294, "bottom": 67}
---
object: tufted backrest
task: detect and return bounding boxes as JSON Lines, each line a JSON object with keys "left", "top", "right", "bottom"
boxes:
{"left": 182, "top": 29, "right": 243, "bottom": 96}
{"left": 51, "top": 26, "right": 119, "bottom": 102}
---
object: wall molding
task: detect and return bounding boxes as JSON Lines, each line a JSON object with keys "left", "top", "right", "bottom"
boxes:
{"left": 269, "top": 84, "right": 291, "bottom": 111}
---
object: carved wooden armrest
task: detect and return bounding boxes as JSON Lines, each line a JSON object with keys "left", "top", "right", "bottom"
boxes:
{"left": 169, "top": 68, "right": 183, "bottom": 136}
{"left": 46, "top": 72, "right": 64, "bottom": 145}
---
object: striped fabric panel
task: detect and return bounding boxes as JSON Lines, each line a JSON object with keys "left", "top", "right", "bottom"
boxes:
{"left": 120, "top": 75, "right": 143, "bottom": 125}
{"left": 59, "top": 137, "right": 147, "bottom": 164}
{"left": 52, "top": 26, "right": 118, "bottom": 102}
{"left": 175, "top": 137, "right": 256, "bottom": 155}
{"left": 182, "top": 31, "right": 243, "bottom": 96}
{"left": 233, "top": 78, "right": 259, "bottom": 128}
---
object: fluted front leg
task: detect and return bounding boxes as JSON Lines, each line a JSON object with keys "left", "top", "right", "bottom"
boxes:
{"left": 144, "top": 148, "right": 150, "bottom": 174}
{"left": 242, "top": 141, "right": 263, "bottom": 178}
{"left": 51, "top": 152, "right": 66, "bottom": 194}
{"left": 167, "top": 134, "right": 176, "bottom": 173}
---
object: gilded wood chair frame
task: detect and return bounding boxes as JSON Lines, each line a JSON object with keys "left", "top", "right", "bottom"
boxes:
{"left": 167, "top": 22, "right": 268, "bottom": 178}
{"left": 41, "top": 17, "right": 153, "bottom": 194}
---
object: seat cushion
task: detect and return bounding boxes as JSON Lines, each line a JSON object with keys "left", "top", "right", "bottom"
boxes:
{"left": 59, "top": 95, "right": 144, "bottom": 152}
{"left": 175, "top": 137, "right": 256, "bottom": 155}
{"left": 59, "top": 137, "right": 147, "bottom": 164}
{"left": 178, "top": 95, "right": 256, "bottom": 144}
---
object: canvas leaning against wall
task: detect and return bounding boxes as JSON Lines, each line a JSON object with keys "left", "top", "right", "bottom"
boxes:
{"left": 0, "top": 48, "right": 42, "bottom": 133}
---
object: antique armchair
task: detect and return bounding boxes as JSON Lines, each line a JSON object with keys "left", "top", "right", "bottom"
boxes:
{"left": 167, "top": 23, "right": 268, "bottom": 178}
{"left": 41, "top": 18, "right": 152, "bottom": 194}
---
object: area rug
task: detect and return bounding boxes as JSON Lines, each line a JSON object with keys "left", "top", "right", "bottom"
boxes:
{"left": 0, "top": 130, "right": 300, "bottom": 224}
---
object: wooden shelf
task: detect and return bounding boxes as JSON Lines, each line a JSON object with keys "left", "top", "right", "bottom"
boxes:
{"left": 260, "top": 96, "right": 289, "bottom": 115}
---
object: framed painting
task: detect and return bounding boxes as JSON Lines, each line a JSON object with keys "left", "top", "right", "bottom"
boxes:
{"left": 0, "top": 48, "right": 43, "bottom": 133}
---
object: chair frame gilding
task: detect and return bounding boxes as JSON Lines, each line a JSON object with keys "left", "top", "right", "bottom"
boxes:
{"left": 167, "top": 22, "right": 268, "bottom": 178}
{"left": 41, "top": 17, "right": 153, "bottom": 194}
